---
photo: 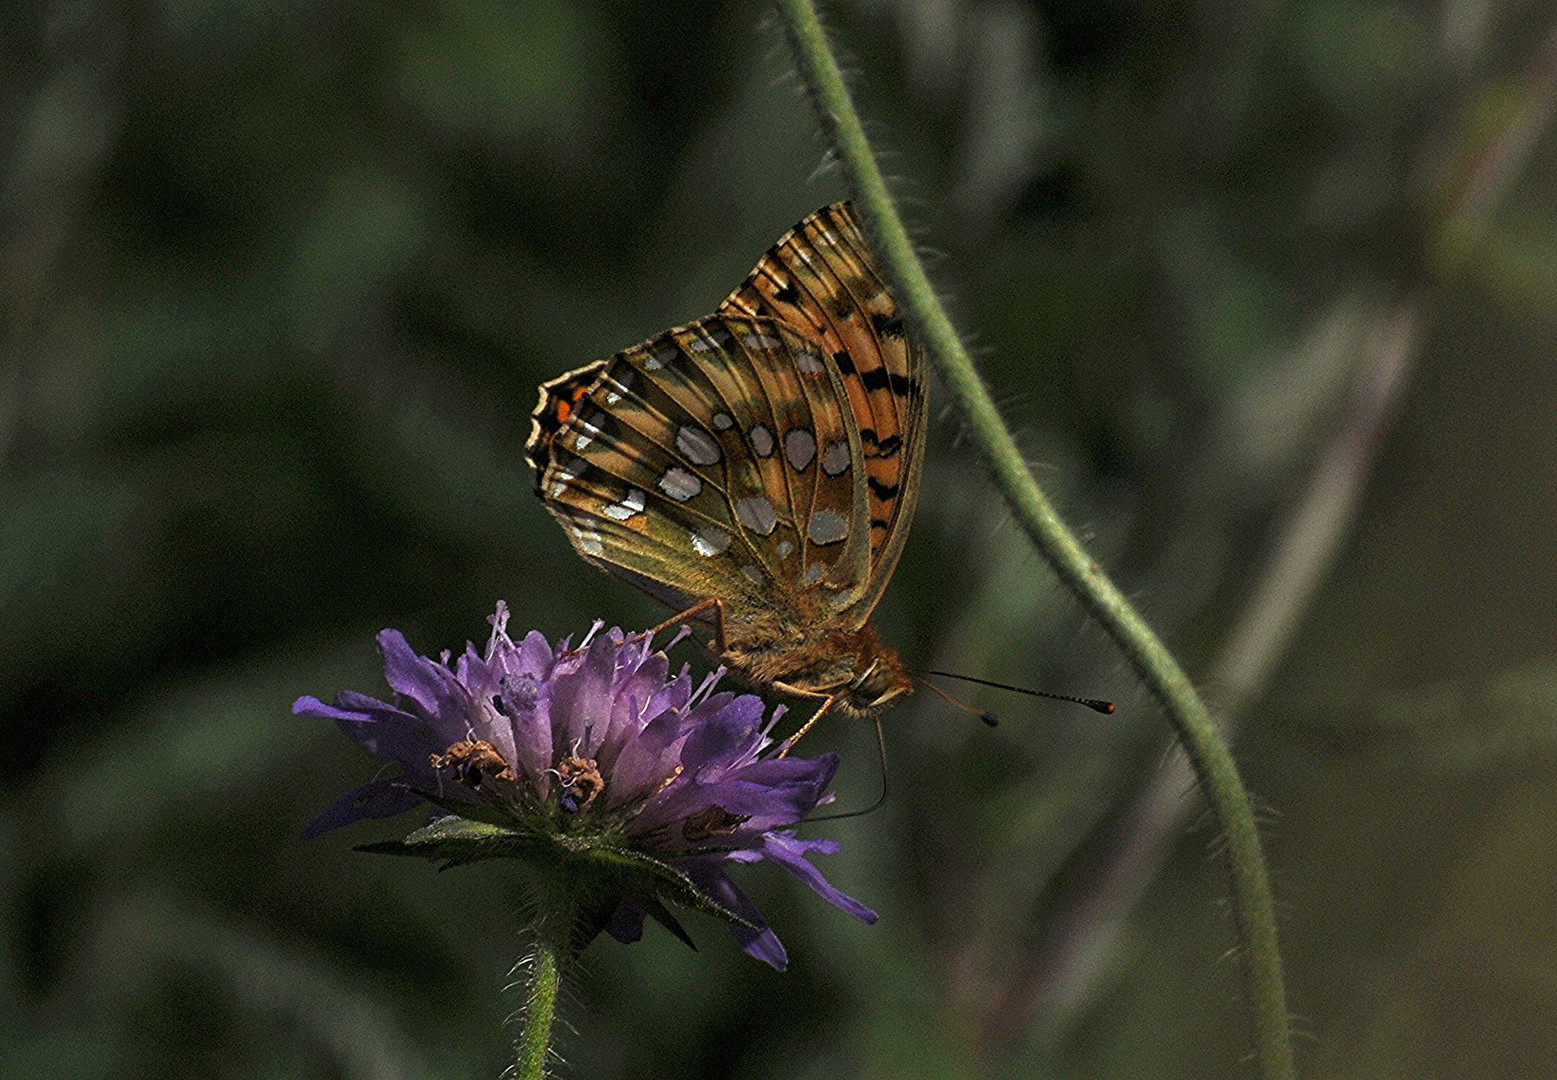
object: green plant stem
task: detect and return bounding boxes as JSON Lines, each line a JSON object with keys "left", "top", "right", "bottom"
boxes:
{"left": 515, "top": 936, "right": 562, "bottom": 1080}
{"left": 773, "top": 2, "right": 1296, "bottom": 1078}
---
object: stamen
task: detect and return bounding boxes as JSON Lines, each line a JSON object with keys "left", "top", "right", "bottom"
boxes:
{"left": 430, "top": 740, "right": 517, "bottom": 791}
{"left": 486, "top": 601, "right": 511, "bottom": 654}
{"left": 556, "top": 754, "right": 605, "bottom": 813}
{"left": 760, "top": 703, "right": 790, "bottom": 742}
{"left": 690, "top": 665, "right": 727, "bottom": 707}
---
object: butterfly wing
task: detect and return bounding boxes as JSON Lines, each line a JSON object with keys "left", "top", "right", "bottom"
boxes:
{"left": 528, "top": 313, "right": 875, "bottom": 623}
{"left": 719, "top": 202, "right": 928, "bottom": 624}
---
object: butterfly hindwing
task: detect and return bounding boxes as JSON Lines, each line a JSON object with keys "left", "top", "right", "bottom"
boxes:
{"left": 643, "top": 318, "right": 871, "bottom": 600}
{"left": 528, "top": 313, "right": 873, "bottom": 622}
{"left": 528, "top": 363, "right": 603, "bottom": 495}
{"left": 718, "top": 202, "right": 928, "bottom": 622}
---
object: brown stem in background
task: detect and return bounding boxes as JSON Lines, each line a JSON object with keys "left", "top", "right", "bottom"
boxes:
{"left": 980, "top": 303, "right": 1420, "bottom": 1045}
{"left": 977, "top": 19, "right": 1557, "bottom": 1046}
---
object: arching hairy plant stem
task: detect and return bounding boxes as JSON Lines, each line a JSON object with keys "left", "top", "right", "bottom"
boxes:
{"left": 772, "top": 2, "right": 1297, "bottom": 1077}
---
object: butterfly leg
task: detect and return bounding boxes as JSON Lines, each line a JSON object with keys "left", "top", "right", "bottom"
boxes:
{"left": 643, "top": 598, "right": 731, "bottom": 654}
{"left": 773, "top": 690, "right": 837, "bottom": 758}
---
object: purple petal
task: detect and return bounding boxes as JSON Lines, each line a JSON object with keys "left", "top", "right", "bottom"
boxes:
{"left": 761, "top": 833, "right": 878, "bottom": 924}
{"left": 682, "top": 860, "right": 787, "bottom": 971}
{"left": 679, "top": 695, "right": 765, "bottom": 777}
{"left": 549, "top": 633, "right": 617, "bottom": 759}
{"left": 335, "top": 690, "right": 417, "bottom": 717}
{"left": 293, "top": 692, "right": 393, "bottom": 724}
{"left": 296, "top": 694, "right": 440, "bottom": 771}
{"left": 631, "top": 780, "right": 804, "bottom": 842}
{"left": 497, "top": 672, "right": 552, "bottom": 795}
{"left": 596, "top": 649, "right": 672, "bottom": 770}
{"left": 604, "top": 899, "right": 646, "bottom": 945}
{"left": 452, "top": 641, "right": 489, "bottom": 693}
{"left": 301, "top": 776, "right": 423, "bottom": 839}
{"left": 377, "top": 630, "right": 471, "bottom": 740}
{"left": 606, "top": 705, "right": 692, "bottom": 810}
{"left": 516, "top": 630, "right": 555, "bottom": 678}
{"left": 707, "top": 777, "right": 830, "bottom": 822}
{"left": 729, "top": 753, "right": 839, "bottom": 792}
{"left": 625, "top": 669, "right": 693, "bottom": 745}
{"left": 631, "top": 751, "right": 839, "bottom": 840}
{"left": 332, "top": 719, "right": 442, "bottom": 774}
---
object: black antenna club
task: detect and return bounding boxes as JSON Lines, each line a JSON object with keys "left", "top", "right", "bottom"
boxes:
{"left": 920, "top": 670, "right": 1115, "bottom": 715}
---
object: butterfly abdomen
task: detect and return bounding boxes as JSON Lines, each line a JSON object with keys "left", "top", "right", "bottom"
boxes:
{"left": 724, "top": 620, "right": 912, "bottom": 719}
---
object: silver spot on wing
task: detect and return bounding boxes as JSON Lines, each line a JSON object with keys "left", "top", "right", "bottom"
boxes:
{"left": 821, "top": 440, "right": 850, "bottom": 476}
{"left": 691, "top": 527, "right": 731, "bottom": 557}
{"left": 676, "top": 425, "right": 722, "bottom": 466}
{"left": 794, "top": 349, "right": 825, "bottom": 375}
{"left": 659, "top": 467, "right": 702, "bottom": 502}
{"left": 807, "top": 510, "right": 849, "bottom": 545}
{"left": 785, "top": 428, "right": 816, "bottom": 472}
{"left": 735, "top": 495, "right": 778, "bottom": 536}
{"left": 603, "top": 488, "right": 647, "bottom": 521}
{"left": 749, "top": 424, "right": 775, "bottom": 458}
{"left": 574, "top": 412, "right": 606, "bottom": 451}
{"left": 551, "top": 455, "right": 587, "bottom": 497}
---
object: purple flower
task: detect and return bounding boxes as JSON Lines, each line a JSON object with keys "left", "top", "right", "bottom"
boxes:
{"left": 295, "top": 602, "right": 876, "bottom": 969}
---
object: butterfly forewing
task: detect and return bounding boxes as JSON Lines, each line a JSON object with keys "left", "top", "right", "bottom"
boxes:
{"left": 529, "top": 312, "right": 873, "bottom": 623}
{"left": 718, "top": 203, "right": 928, "bottom": 621}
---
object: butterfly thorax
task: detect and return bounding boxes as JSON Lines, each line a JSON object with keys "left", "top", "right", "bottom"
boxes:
{"left": 721, "top": 617, "right": 914, "bottom": 719}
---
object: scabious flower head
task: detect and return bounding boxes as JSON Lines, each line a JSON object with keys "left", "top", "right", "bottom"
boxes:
{"left": 294, "top": 602, "right": 876, "bottom": 969}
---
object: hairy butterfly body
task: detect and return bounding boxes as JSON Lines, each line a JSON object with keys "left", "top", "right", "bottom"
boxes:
{"left": 528, "top": 203, "right": 927, "bottom": 745}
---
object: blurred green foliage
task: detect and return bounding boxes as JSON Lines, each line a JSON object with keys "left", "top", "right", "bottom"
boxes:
{"left": 6, "top": 0, "right": 1557, "bottom": 1076}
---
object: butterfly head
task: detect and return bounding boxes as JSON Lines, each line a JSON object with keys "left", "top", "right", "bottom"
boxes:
{"left": 834, "top": 635, "right": 914, "bottom": 719}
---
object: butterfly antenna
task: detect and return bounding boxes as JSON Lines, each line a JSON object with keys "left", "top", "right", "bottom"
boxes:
{"left": 806, "top": 716, "right": 890, "bottom": 822}
{"left": 919, "top": 670, "right": 1115, "bottom": 715}
{"left": 918, "top": 677, "right": 1001, "bottom": 727}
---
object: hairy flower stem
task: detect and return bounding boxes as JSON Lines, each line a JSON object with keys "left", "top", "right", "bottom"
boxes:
{"left": 515, "top": 884, "right": 573, "bottom": 1080}
{"left": 516, "top": 941, "right": 560, "bottom": 1080}
{"left": 773, "top": 2, "right": 1297, "bottom": 1078}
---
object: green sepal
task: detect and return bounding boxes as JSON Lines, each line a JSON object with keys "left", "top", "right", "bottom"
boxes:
{"left": 552, "top": 835, "right": 758, "bottom": 931}
{"left": 356, "top": 815, "right": 759, "bottom": 933}
{"left": 356, "top": 814, "right": 542, "bottom": 867}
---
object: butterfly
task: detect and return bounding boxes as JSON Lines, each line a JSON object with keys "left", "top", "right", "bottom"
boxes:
{"left": 527, "top": 203, "right": 927, "bottom": 749}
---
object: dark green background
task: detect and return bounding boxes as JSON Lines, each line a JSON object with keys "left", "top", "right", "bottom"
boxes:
{"left": 6, "top": 0, "right": 1557, "bottom": 1076}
